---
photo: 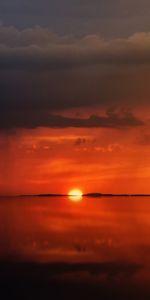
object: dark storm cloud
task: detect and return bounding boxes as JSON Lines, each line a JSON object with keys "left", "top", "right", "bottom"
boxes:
{"left": 0, "top": 27, "right": 150, "bottom": 111}
{"left": 0, "top": 26, "right": 150, "bottom": 123}
{"left": 1, "top": 27, "right": 150, "bottom": 70}
{"left": 0, "top": 109, "right": 144, "bottom": 130}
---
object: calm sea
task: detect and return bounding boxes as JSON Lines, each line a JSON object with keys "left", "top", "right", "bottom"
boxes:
{"left": 0, "top": 195, "right": 150, "bottom": 299}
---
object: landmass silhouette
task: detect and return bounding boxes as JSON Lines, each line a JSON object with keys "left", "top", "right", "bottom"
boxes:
{"left": 18, "top": 193, "right": 150, "bottom": 197}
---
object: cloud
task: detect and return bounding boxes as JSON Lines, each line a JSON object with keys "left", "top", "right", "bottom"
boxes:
{"left": 1, "top": 27, "right": 150, "bottom": 70}
{"left": 0, "top": 26, "right": 150, "bottom": 115}
{"left": 0, "top": 109, "right": 144, "bottom": 130}
{"left": 138, "top": 133, "right": 150, "bottom": 145}
{"left": 74, "top": 138, "right": 87, "bottom": 146}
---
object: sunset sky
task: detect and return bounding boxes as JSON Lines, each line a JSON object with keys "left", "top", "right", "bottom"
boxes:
{"left": 0, "top": 0, "right": 150, "bottom": 195}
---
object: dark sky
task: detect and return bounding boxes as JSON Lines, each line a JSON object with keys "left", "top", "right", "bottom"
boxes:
{"left": 0, "top": 0, "right": 150, "bottom": 36}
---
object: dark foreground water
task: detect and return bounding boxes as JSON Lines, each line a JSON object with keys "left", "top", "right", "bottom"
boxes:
{"left": 0, "top": 196, "right": 150, "bottom": 299}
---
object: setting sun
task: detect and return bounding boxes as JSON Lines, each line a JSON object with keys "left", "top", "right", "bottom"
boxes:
{"left": 68, "top": 189, "right": 83, "bottom": 202}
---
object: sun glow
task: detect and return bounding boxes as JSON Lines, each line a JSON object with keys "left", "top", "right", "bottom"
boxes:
{"left": 68, "top": 189, "right": 83, "bottom": 202}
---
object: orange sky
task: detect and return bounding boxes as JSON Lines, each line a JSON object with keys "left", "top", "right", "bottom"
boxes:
{"left": 0, "top": 107, "right": 150, "bottom": 195}
{"left": 0, "top": 27, "right": 150, "bottom": 195}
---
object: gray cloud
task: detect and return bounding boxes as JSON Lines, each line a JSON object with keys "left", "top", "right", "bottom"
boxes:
{"left": 0, "top": 26, "right": 150, "bottom": 116}
{"left": 0, "top": 109, "right": 144, "bottom": 130}
{"left": 1, "top": 27, "right": 150, "bottom": 70}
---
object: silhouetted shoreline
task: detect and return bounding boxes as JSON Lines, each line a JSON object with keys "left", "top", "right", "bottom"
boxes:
{"left": 17, "top": 193, "right": 150, "bottom": 198}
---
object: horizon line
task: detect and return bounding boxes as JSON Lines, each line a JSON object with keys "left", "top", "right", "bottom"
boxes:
{"left": 1, "top": 192, "right": 150, "bottom": 198}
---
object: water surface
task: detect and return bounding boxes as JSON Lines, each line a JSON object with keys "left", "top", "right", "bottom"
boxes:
{"left": 0, "top": 196, "right": 150, "bottom": 298}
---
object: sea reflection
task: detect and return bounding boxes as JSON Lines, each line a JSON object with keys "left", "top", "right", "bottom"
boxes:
{"left": 68, "top": 194, "right": 83, "bottom": 202}
{"left": 0, "top": 196, "right": 150, "bottom": 288}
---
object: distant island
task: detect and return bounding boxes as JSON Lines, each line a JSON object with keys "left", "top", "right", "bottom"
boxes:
{"left": 17, "top": 193, "right": 150, "bottom": 198}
